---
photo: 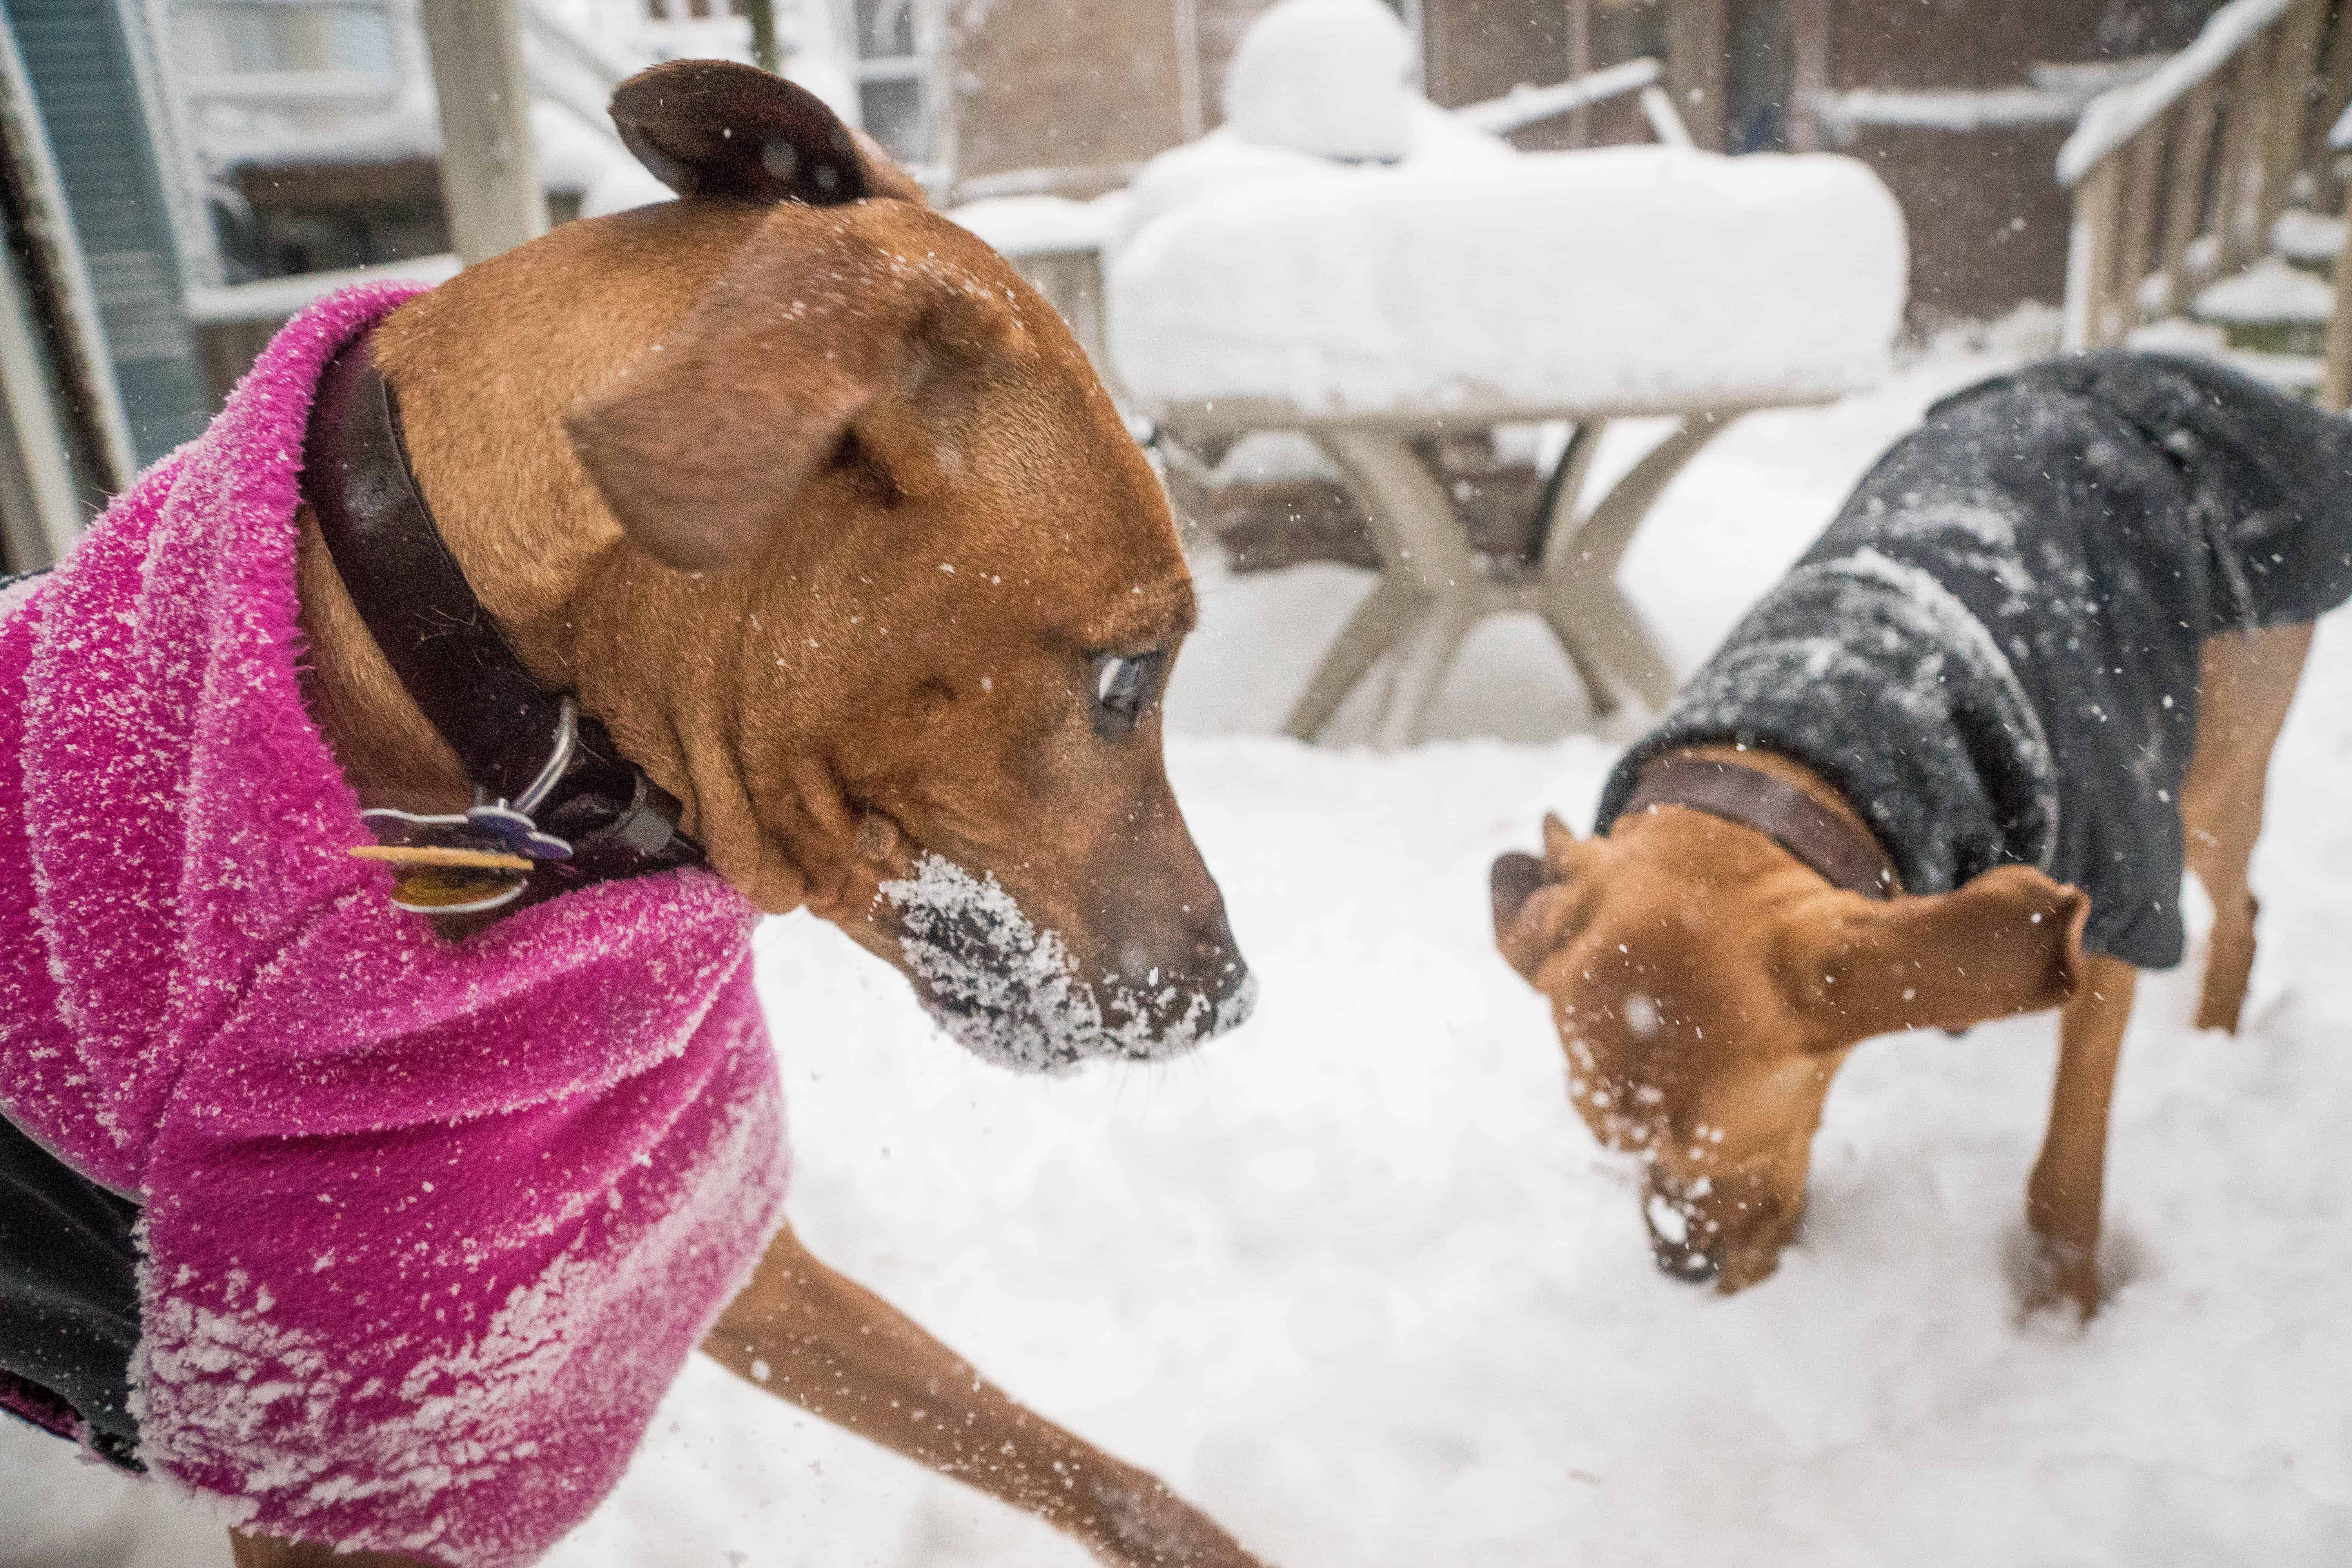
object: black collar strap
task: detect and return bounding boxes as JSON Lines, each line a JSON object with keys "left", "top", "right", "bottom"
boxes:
{"left": 1619, "top": 754, "right": 1901, "bottom": 901}
{"left": 301, "top": 330, "right": 704, "bottom": 907}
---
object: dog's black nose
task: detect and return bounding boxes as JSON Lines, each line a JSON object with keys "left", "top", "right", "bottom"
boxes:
{"left": 1652, "top": 1241, "right": 1722, "bottom": 1286}
{"left": 1491, "top": 851, "right": 1546, "bottom": 931}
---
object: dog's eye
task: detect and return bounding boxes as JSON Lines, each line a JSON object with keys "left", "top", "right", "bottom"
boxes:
{"left": 1091, "top": 652, "right": 1161, "bottom": 738}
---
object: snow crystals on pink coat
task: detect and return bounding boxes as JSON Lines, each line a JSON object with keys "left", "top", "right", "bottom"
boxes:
{"left": 0, "top": 285, "right": 789, "bottom": 1566}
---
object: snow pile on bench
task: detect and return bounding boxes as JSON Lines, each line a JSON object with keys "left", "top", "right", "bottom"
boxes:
{"left": 1107, "top": 0, "right": 1513, "bottom": 252}
{"left": 1221, "top": 0, "right": 1417, "bottom": 161}
{"left": 949, "top": 192, "right": 1131, "bottom": 259}
{"left": 1111, "top": 145, "right": 1907, "bottom": 420}
{"left": 1109, "top": 105, "right": 1512, "bottom": 254}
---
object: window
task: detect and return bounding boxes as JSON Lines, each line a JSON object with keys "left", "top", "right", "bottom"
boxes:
{"left": 853, "top": 0, "right": 926, "bottom": 163}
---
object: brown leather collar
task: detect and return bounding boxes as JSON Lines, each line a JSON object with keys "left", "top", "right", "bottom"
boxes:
{"left": 1617, "top": 754, "right": 1900, "bottom": 900}
{"left": 300, "top": 330, "right": 706, "bottom": 896}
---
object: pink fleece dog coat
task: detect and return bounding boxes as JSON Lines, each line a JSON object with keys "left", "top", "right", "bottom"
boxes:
{"left": 0, "top": 285, "right": 789, "bottom": 1565}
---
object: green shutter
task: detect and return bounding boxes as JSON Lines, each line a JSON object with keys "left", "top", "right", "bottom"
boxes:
{"left": 4, "top": 0, "right": 207, "bottom": 466}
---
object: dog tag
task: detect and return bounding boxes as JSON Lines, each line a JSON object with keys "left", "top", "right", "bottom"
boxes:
{"left": 348, "top": 844, "right": 534, "bottom": 915}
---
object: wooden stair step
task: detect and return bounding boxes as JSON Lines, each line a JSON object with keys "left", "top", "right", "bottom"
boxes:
{"left": 2271, "top": 208, "right": 2344, "bottom": 276}
{"left": 2127, "top": 316, "right": 2322, "bottom": 398}
{"left": 2191, "top": 254, "right": 2334, "bottom": 353}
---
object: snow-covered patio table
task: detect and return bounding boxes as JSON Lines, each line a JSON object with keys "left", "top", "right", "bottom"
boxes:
{"left": 1112, "top": 145, "right": 1908, "bottom": 741}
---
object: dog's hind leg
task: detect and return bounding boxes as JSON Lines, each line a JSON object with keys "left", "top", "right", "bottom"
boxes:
{"left": 2024, "top": 953, "right": 2138, "bottom": 1317}
{"left": 2181, "top": 622, "right": 2313, "bottom": 1033}
{"left": 706, "top": 1220, "right": 1267, "bottom": 1568}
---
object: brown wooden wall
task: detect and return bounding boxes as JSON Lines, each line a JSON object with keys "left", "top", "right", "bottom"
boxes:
{"left": 947, "top": 0, "right": 1312, "bottom": 191}
{"left": 1822, "top": 0, "right": 2099, "bottom": 323}
{"left": 1827, "top": 0, "right": 2101, "bottom": 91}
{"left": 1419, "top": 0, "right": 1659, "bottom": 147}
{"left": 946, "top": 0, "right": 1193, "bottom": 190}
{"left": 1411, "top": 0, "right": 2228, "bottom": 323}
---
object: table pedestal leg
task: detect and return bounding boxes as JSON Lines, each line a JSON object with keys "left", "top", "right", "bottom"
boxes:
{"left": 1282, "top": 574, "right": 1432, "bottom": 740}
{"left": 1274, "top": 410, "right": 1741, "bottom": 744}
{"left": 1538, "top": 410, "right": 1735, "bottom": 713}
{"left": 1375, "top": 586, "right": 1486, "bottom": 747}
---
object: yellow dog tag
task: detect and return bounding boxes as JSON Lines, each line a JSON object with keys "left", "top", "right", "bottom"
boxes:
{"left": 350, "top": 845, "right": 534, "bottom": 915}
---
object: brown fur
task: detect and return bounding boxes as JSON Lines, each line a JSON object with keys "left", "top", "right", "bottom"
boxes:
{"left": 240, "top": 64, "right": 1257, "bottom": 1568}
{"left": 306, "top": 193, "right": 1236, "bottom": 993}
{"left": 1494, "top": 624, "right": 2310, "bottom": 1315}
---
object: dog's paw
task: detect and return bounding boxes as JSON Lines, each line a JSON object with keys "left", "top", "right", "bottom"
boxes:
{"left": 2012, "top": 1230, "right": 2102, "bottom": 1326}
{"left": 1085, "top": 1472, "right": 1270, "bottom": 1568}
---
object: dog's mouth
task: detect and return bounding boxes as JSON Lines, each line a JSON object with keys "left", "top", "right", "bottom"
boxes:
{"left": 1643, "top": 1170, "right": 1804, "bottom": 1294}
{"left": 878, "top": 853, "right": 1256, "bottom": 1072}
{"left": 1644, "top": 1181, "right": 1724, "bottom": 1285}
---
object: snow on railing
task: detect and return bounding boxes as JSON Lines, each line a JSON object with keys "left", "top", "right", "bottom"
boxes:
{"left": 1455, "top": 57, "right": 1659, "bottom": 137}
{"left": 2058, "top": 0, "right": 2294, "bottom": 186}
{"left": 181, "top": 252, "right": 461, "bottom": 325}
{"left": 1637, "top": 84, "right": 1691, "bottom": 148}
{"left": 1809, "top": 60, "right": 2161, "bottom": 140}
{"left": 1818, "top": 86, "right": 2087, "bottom": 133}
{"left": 2056, "top": 0, "right": 2352, "bottom": 409}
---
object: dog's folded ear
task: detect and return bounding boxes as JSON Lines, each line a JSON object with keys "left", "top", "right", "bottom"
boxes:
{"left": 1493, "top": 816, "right": 1608, "bottom": 984}
{"left": 608, "top": 59, "right": 928, "bottom": 209}
{"left": 565, "top": 202, "right": 1019, "bottom": 572}
{"left": 1490, "top": 852, "right": 1548, "bottom": 936}
{"left": 1778, "top": 863, "right": 2090, "bottom": 1040}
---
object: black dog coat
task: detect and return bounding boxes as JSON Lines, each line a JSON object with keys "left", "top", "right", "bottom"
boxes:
{"left": 1598, "top": 351, "right": 2352, "bottom": 969}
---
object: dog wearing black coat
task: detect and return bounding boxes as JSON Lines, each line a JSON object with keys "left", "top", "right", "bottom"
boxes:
{"left": 1494, "top": 351, "right": 2352, "bottom": 1312}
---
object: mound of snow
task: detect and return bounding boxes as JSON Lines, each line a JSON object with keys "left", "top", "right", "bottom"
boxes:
{"left": 1110, "top": 132, "right": 1338, "bottom": 251}
{"left": 1111, "top": 101, "right": 1513, "bottom": 253}
{"left": 1222, "top": 0, "right": 1417, "bottom": 162}
{"left": 948, "top": 192, "right": 1129, "bottom": 258}
{"left": 1111, "top": 146, "right": 1907, "bottom": 419}
{"left": 1105, "top": 0, "right": 1512, "bottom": 253}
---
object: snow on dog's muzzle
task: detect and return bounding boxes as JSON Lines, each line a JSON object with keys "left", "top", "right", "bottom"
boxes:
{"left": 1645, "top": 1181, "right": 1722, "bottom": 1285}
{"left": 880, "top": 854, "right": 1255, "bottom": 1072}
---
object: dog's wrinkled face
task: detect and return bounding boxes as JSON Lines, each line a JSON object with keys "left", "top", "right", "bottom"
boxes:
{"left": 564, "top": 164, "right": 1248, "bottom": 1071}
{"left": 379, "top": 64, "right": 1249, "bottom": 1071}
{"left": 668, "top": 346, "right": 1252, "bottom": 1073}
{"left": 1492, "top": 806, "right": 2085, "bottom": 1291}
{"left": 660, "top": 329, "right": 1254, "bottom": 1072}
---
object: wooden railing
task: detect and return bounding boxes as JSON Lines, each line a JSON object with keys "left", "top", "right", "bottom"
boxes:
{"left": 2058, "top": 0, "right": 2352, "bottom": 405}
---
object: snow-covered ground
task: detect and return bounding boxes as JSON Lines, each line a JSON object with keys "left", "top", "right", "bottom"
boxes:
{"left": 14, "top": 329, "right": 2352, "bottom": 1566}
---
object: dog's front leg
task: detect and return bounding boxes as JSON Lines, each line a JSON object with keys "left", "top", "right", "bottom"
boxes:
{"left": 705, "top": 1220, "right": 1267, "bottom": 1568}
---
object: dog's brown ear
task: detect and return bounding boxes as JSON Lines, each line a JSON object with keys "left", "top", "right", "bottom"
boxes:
{"left": 565, "top": 202, "right": 1015, "bottom": 571}
{"left": 608, "top": 59, "right": 929, "bottom": 209}
{"left": 1491, "top": 852, "right": 1548, "bottom": 935}
{"left": 1779, "top": 864, "right": 2089, "bottom": 1040}
{"left": 1494, "top": 815, "right": 1607, "bottom": 984}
